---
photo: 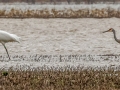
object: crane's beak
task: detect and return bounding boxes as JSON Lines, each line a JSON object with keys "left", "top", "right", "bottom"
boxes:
{"left": 103, "top": 30, "right": 109, "bottom": 33}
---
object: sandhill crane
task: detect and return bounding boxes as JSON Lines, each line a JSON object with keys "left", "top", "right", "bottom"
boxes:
{"left": 103, "top": 28, "right": 120, "bottom": 43}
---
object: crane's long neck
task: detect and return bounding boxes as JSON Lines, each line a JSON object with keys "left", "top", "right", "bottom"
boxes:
{"left": 112, "top": 30, "right": 119, "bottom": 43}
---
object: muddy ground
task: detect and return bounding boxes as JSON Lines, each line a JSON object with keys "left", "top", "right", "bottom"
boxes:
{"left": 0, "top": 18, "right": 120, "bottom": 69}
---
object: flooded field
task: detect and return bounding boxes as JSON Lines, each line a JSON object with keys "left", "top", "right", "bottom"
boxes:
{"left": 0, "top": 18, "right": 120, "bottom": 69}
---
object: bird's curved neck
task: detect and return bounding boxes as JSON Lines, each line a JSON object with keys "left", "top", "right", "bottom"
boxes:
{"left": 113, "top": 30, "right": 119, "bottom": 43}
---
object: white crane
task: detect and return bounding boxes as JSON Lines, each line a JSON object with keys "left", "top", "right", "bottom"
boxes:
{"left": 0, "top": 30, "right": 20, "bottom": 60}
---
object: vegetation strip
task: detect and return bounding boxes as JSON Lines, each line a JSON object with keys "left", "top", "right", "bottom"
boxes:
{"left": 0, "top": 66, "right": 119, "bottom": 90}
{"left": 0, "top": 5, "right": 120, "bottom": 18}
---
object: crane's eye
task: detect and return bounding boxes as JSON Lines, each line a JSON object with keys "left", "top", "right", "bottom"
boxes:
{"left": 108, "top": 28, "right": 113, "bottom": 32}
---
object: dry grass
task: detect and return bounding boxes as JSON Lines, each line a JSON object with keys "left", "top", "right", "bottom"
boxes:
{"left": 0, "top": 7, "right": 116, "bottom": 18}
{"left": 0, "top": 7, "right": 120, "bottom": 18}
{"left": 0, "top": 66, "right": 120, "bottom": 90}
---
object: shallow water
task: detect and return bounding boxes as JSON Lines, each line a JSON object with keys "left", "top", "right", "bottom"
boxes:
{"left": 0, "top": 18, "right": 120, "bottom": 69}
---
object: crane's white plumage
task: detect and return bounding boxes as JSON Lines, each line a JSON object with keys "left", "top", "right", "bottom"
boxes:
{"left": 0, "top": 30, "right": 20, "bottom": 60}
{"left": 0, "top": 30, "right": 20, "bottom": 43}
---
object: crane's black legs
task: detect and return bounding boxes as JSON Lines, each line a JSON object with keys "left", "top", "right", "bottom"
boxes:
{"left": 1, "top": 42, "right": 11, "bottom": 60}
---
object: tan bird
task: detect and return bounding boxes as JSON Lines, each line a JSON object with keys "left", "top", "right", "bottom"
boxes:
{"left": 103, "top": 28, "right": 120, "bottom": 44}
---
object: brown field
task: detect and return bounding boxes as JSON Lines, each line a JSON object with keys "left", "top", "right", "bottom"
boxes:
{"left": 0, "top": 66, "right": 120, "bottom": 90}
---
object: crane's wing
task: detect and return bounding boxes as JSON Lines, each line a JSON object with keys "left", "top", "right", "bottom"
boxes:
{"left": 0, "top": 30, "right": 20, "bottom": 43}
